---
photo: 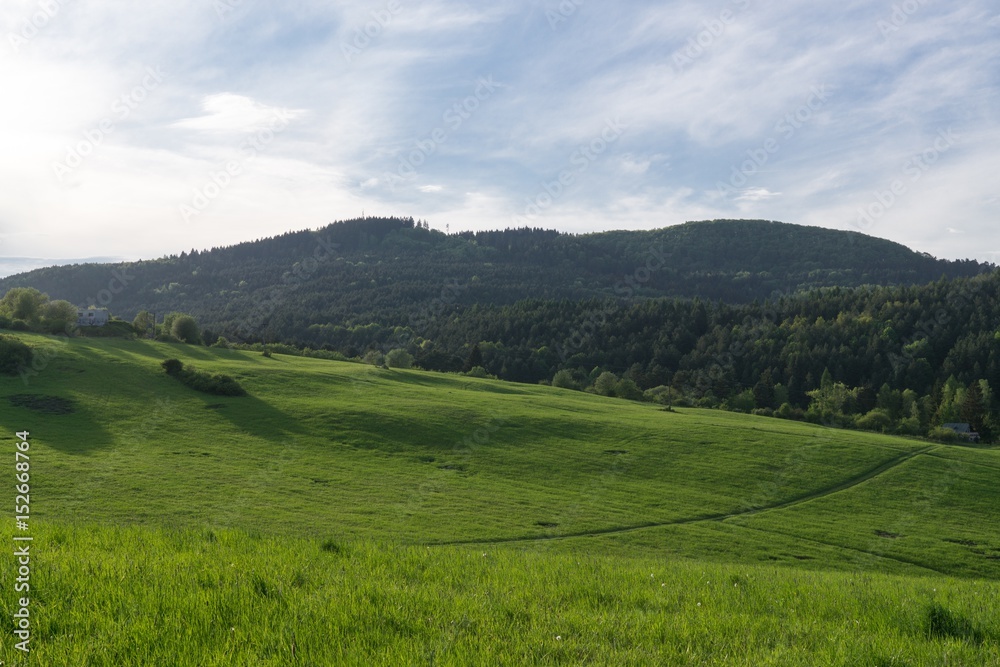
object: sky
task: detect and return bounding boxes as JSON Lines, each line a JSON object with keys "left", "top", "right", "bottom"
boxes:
{"left": 1, "top": 0, "right": 998, "bottom": 268}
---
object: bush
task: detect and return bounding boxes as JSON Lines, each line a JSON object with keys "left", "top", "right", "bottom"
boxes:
{"left": 181, "top": 368, "right": 247, "bottom": 396}
{"left": 551, "top": 369, "right": 579, "bottom": 390}
{"left": 161, "top": 359, "right": 246, "bottom": 396}
{"left": 161, "top": 359, "right": 184, "bottom": 376}
{"left": 613, "top": 377, "right": 644, "bottom": 401}
{"left": 211, "top": 336, "right": 231, "bottom": 349}
{"left": 593, "top": 371, "right": 618, "bottom": 397}
{"left": 857, "top": 409, "right": 893, "bottom": 433}
{"left": 385, "top": 349, "right": 413, "bottom": 369}
{"left": 928, "top": 426, "right": 960, "bottom": 443}
{"left": 776, "top": 402, "right": 805, "bottom": 421}
{"left": 171, "top": 315, "right": 202, "bottom": 345}
{"left": 644, "top": 385, "right": 681, "bottom": 405}
{"left": 76, "top": 320, "right": 135, "bottom": 338}
{"left": 464, "top": 366, "right": 495, "bottom": 379}
{"left": 897, "top": 416, "right": 923, "bottom": 436}
{"left": 724, "top": 389, "right": 756, "bottom": 414}
{"left": 362, "top": 350, "right": 385, "bottom": 367}
{"left": 0, "top": 334, "right": 32, "bottom": 375}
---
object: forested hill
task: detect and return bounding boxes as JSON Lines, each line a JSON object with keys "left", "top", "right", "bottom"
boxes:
{"left": 0, "top": 217, "right": 988, "bottom": 336}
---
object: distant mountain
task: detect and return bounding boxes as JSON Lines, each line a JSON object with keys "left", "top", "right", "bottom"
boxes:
{"left": 0, "top": 256, "right": 124, "bottom": 280}
{"left": 0, "top": 218, "right": 990, "bottom": 342}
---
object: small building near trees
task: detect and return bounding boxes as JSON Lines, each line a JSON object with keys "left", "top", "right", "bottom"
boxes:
{"left": 942, "top": 423, "right": 980, "bottom": 443}
{"left": 77, "top": 308, "right": 110, "bottom": 327}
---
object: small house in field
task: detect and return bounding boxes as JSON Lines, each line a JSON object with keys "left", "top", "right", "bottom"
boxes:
{"left": 943, "top": 423, "right": 980, "bottom": 443}
{"left": 77, "top": 308, "right": 110, "bottom": 327}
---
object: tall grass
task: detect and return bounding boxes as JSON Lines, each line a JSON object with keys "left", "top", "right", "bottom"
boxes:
{"left": 0, "top": 522, "right": 997, "bottom": 666}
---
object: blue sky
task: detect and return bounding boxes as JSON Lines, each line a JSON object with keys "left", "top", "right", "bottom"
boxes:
{"left": 1, "top": 0, "right": 998, "bottom": 266}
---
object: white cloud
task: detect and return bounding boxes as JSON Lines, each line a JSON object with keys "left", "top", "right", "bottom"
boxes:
{"left": 173, "top": 93, "right": 305, "bottom": 133}
{"left": 0, "top": 0, "right": 998, "bottom": 262}
{"left": 737, "top": 188, "right": 782, "bottom": 202}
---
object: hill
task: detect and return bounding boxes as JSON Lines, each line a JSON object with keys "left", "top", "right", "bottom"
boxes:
{"left": 1, "top": 333, "right": 998, "bottom": 574}
{"left": 0, "top": 219, "right": 989, "bottom": 340}
{"left": 1, "top": 334, "right": 999, "bottom": 663}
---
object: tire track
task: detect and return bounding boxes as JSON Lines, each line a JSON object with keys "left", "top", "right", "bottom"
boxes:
{"left": 425, "top": 445, "right": 937, "bottom": 547}
{"left": 726, "top": 523, "right": 952, "bottom": 577}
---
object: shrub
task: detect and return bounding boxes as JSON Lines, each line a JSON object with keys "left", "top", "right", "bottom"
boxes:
{"left": 211, "top": 336, "right": 231, "bottom": 349}
{"left": 161, "top": 358, "right": 184, "bottom": 376}
{"left": 77, "top": 320, "right": 135, "bottom": 338}
{"left": 160, "top": 359, "right": 246, "bottom": 396}
{"left": 613, "top": 378, "right": 644, "bottom": 401}
{"left": 551, "top": 369, "right": 579, "bottom": 390}
{"left": 724, "top": 389, "right": 756, "bottom": 414}
{"left": 928, "top": 426, "right": 960, "bottom": 443}
{"left": 593, "top": 371, "right": 618, "bottom": 397}
{"left": 464, "top": 366, "right": 495, "bottom": 379}
{"left": 776, "top": 402, "right": 805, "bottom": 421}
{"left": 362, "top": 350, "right": 385, "bottom": 367}
{"left": 385, "top": 349, "right": 413, "bottom": 369}
{"left": 857, "top": 409, "right": 893, "bottom": 432}
{"left": 171, "top": 315, "right": 202, "bottom": 345}
{"left": 182, "top": 368, "right": 247, "bottom": 396}
{"left": 644, "top": 385, "right": 680, "bottom": 405}
{"left": 0, "top": 334, "right": 32, "bottom": 375}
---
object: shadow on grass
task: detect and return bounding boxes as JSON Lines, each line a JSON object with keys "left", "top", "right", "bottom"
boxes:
{"left": 196, "top": 393, "right": 308, "bottom": 441}
{"left": 0, "top": 390, "right": 115, "bottom": 454}
{"left": 924, "top": 602, "right": 989, "bottom": 644}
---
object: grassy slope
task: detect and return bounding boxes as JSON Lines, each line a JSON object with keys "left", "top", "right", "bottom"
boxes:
{"left": 3, "top": 334, "right": 998, "bottom": 576}
{"left": 1, "top": 334, "right": 999, "bottom": 663}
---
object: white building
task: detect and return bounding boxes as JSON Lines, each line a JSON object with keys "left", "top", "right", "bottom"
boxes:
{"left": 77, "top": 308, "right": 110, "bottom": 327}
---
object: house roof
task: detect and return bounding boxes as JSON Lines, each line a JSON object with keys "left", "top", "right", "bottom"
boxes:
{"left": 943, "top": 423, "right": 973, "bottom": 433}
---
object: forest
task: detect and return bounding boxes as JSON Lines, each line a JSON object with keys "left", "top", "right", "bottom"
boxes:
{"left": 1, "top": 217, "right": 997, "bottom": 441}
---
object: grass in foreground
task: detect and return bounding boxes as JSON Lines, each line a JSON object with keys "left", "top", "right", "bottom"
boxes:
{"left": 1, "top": 521, "right": 998, "bottom": 666}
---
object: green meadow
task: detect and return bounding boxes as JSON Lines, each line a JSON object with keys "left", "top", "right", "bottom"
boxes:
{"left": 1, "top": 333, "right": 998, "bottom": 664}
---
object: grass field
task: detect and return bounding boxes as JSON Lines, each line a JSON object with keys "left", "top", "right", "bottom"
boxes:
{"left": 1, "top": 333, "right": 998, "bottom": 664}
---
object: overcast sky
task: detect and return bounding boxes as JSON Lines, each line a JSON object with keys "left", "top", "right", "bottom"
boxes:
{"left": 1, "top": 0, "right": 998, "bottom": 266}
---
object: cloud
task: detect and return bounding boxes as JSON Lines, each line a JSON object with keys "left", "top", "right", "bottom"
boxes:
{"left": 0, "top": 0, "right": 998, "bottom": 262}
{"left": 172, "top": 93, "right": 305, "bottom": 133}
{"left": 736, "top": 188, "right": 782, "bottom": 202}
